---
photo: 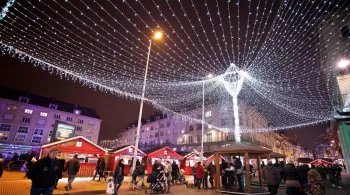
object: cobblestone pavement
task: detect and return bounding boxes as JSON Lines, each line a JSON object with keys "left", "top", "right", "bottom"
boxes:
{"left": 1, "top": 171, "right": 349, "bottom": 195}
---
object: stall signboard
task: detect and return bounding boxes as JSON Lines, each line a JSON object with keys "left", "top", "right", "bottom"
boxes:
{"left": 52, "top": 122, "right": 75, "bottom": 142}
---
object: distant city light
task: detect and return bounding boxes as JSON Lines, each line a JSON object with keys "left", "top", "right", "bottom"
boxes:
{"left": 338, "top": 59, "right": 350, "bottom": 68}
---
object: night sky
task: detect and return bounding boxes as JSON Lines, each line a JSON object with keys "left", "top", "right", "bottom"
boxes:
{"left": 0, "top": 54, "right": 328, "bottom": 149}
{"left": 0, "top": 55, "right": 157, "bottom": 141}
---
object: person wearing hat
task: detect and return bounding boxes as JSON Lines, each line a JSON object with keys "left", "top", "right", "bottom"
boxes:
{"left": 28, "top": 147, "right": 61, "bottom": 195}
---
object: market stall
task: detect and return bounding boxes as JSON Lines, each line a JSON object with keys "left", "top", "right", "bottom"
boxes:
{"left": 40, "top": 136, "right": 107, "bottom": 177}
{"left": 205, "top": 154, "right": 224, "bottom": 164}
{"left": 108, "top": 145, "right": 146, "bottom": 175}
{"left": 145, "top": 146, "right": 183, "bottom": 174}
{"left": 180, "top": 150, "right": 207, "bottom": 175}
{"left": 310, "top": 159, "right": 331, "bottom": 166}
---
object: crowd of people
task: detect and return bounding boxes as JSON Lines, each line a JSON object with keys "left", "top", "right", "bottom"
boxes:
{"left": 262, "top": 160, "right": 344, "bottom": 195}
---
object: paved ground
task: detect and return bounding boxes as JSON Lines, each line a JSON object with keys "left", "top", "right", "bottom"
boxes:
{"left": 0, "top": 171, "right": 349, "bottom": 195}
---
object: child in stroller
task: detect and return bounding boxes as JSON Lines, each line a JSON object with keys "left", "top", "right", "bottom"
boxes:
{"left": 145, "top": 171, "right": 166, "bottom": 194}
{"left": 177, "top": 169, "right": 185, "bottom": 184}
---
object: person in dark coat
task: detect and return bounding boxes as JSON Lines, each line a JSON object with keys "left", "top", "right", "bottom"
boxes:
{"left": 207, "top": 162, "right": 216, "bottom": 189}
{"left": 298, "top": 164, "right": 310, "bottom": 193}
{"left": 113, "top": 159, "right": 125, "bottom": 195}
{"left": 24, "top": 151, "right": 36, "bottom": 178}
{"left": 139, "top": 161, "right": 146, "bottom": 186}
{"left": 98, "top": 158, "right": 106, "bottom": 181}
{"left": 0, "top": 153, "right": 4, "bottom": 178}
{"left": 28, "top": 147, "right": 61, "bottom": 195}
{"left": 8, "top": 152, "right": 18, "bottom": 171}
{"left": 171, "top": 161, "right": 179, "bottom": 184}
{"left": 284, "top": 161, "right": 301, "bottom": 195}
{"left": 55, "top": 153, "right": 65, "bottom": 189}
{"left": 234, "top": 157, "right": 244, "bottom": 192}
{"left": 220, "top": 158, "right": 228, "bottom": 189}
{"left": 92, "top": 154, "right": 101, "bottom": 181}
{"left": 64, "top": 154, "right": 80, "bottom": 191}
{"left": 262, "top": 160, "right": 281, "bottom": 195}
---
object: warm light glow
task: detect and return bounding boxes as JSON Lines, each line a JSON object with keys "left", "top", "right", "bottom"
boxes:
{"left": 207, "top": 73, "right": 213, "bottom": 79}
{"left": 153, "top": 31, "right": 163, "bottom": 40}
{"left": 338, "top": 59, "right": 350, "bottom": 68}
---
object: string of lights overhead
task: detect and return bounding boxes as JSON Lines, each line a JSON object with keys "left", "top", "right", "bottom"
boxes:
{"left": 0, "top": 0, "right": 348, "bottom": 135}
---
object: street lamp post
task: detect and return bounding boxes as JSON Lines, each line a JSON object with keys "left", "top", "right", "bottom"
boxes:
{"left": 200, "top": 73, "right": 213, "bottom": 163}
{"left": 132, "top": 31, "right": 163, "bottom": 172}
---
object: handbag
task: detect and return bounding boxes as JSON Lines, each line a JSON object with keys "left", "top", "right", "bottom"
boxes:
{"left": 285, "top": 180, "right": 301, "bottom": 187}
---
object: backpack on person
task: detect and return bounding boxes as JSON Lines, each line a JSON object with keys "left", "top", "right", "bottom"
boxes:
{"left": 106, "top": 178, "right": 115, "bottom": 194}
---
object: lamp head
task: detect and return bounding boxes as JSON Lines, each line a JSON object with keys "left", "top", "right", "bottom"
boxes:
{"left": 153, "top": 31, "right": 163, "bottom": 40}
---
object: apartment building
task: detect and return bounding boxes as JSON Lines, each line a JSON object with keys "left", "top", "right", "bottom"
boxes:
{"left": 0, "top": 87, "right": 102, "bottom": 151}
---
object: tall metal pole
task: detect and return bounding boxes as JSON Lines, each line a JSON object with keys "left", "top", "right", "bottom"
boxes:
{"left": 132, "top": 39, "right": 152, "bottom": 172}
{"left": 201, "top": 82, "right": 205, "bottom": 163}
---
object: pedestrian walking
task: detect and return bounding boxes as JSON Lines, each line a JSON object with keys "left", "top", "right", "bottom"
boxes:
{"left": 262, "top": 160, "right": 281, "bottom": 195}
{"left": 202, "top": 162, "right": 209, "bottom": 189}
{"left": 192, "top": 164, "right": 197, "bottom": 187}
{"left": 55, "top": 153, "right": 65, "bottom": 189}
{"left": 138, "top": 161, "right": 146, "bottom": 186}
{"left": 332, "top": 165, "right": 342, "bottom": 188}
{"left": 64, "top": 154, "right": 80, "bottom": 191}
{"left": 24, "top": 151, "right": 37, "bottom": 178}
{"left": 92, "top": 154, "right": 101, "bottom": 181}
{"left": 207, "top": 162, "right": 216, "bottom": 189}
{"left": 171, "top": 161, "right": 179, "bottom": 185}
{"left": 165, "top": 161, "right": 172, "bottom": 193}
{"left": 98, "top": 158, "right": 107, "bottom": 181}
{"left": 284, "top": 161, "right": 301, "bottom": 195}
{"left": 298, "top": 164, "right": 310, "bottom": 193}
{"left": 8, "top": 152, "right": 18, "bottom": 171}
{"left": 308, "top": 168, "right": 324, "bottom": 195}
{"left": 220, "top": 158, "right": 228, "bottom": 189}
{"left": 0, "top": 153, "right": 4, "bottom": 178}
{"left": 316, "top": 164, "right": 327, "bottom": 182}
{"left": 113, "top": 159, "right": 125, "bottom": 195}
{"left": 28, "top": 147, "right": 60, "bottom": 195}
{"left": 233, "top": 157, "right": 244, "bottom": 192}
{"left": 196, "top": 162, "right": 204, "bottom": 189}
{"left": 261, "top": 161, "right": 266, "bottom": 170}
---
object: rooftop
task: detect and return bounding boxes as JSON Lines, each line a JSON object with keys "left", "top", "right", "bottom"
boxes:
{"left": 0, "top": 86, "right": 101, "bottom": 119}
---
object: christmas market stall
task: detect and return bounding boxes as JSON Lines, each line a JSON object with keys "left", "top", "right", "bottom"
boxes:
{"left": 205, "top": 153, "right": 224, "bottom": 164}
{"left": 108, "top": 145, "right": 146, "bottom": 174}
{"left": 180, "top": 149, "right": 206, "bottom": 175}
{"left": 145, "top": 146, "right": 183, "bottom": 174}
{"left": 310, "top": 159, "right": 331, "bottom": 166}
{"left": 40, "top": 136, "right": 107, "bottom": 177}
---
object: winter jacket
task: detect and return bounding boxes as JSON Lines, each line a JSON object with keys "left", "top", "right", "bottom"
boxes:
{"left": 28, "top": 156, "right": 60, "bottom": 188}
{"left": 99, "top": 161, "right": 106, "bottom": 172}
{"left": 95, "top": 158, "right": 101, "bottom": 169}
{"left": 65, "top": 158, "right": 80, "bottom": 175}
{"left": 56, "top": 159, "right": 65, "bottom": 179}
{"left": 298, "top": 165, "right": 310, "bottom": 182}
{"left": 207, "top": 164, "right": 216, "bottom": 175}
{"left": 284, "top": 163, "right": 300, "bottom": 181}
{"left": 262, "top": 164, "right": 281, "bottom": 185}
{"left": 165, "top": 164, "right": 172, "bottom": 180}
{"left": 196, "top": 165, "right": 204, "bottom": 178}
{"left": 138, "top": 164, "right": 146, "bottom": 175}
{"left": 113, "top": 164, "right": 125, "bottom": 182}
{"left": 172, "top": 163, "right": 179, "bottom": 173}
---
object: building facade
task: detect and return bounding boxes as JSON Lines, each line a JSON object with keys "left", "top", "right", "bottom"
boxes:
{"left": 0, "top": 87, "right": 102, "bottom": 149}
{"left": 100, "top": 102, "right": 311, "bottom": 160}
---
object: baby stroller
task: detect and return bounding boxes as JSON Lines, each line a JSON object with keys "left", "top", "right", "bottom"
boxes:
{"left": 145, "top": 171, "right": 166, "bottom": 194}
{"left": 177, "top": 169, "right": 185, "bottom": 184}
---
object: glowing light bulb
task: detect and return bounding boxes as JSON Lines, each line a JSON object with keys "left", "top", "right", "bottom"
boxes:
{"left": 338, "top": 59, "right": 350, "bottom": 68}
{"left": 153, "top": 31, "right": 163, "bottom": 40}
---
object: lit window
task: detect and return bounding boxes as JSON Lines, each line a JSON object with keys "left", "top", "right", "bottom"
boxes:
{"left": 14, "top": 134, "right": 26, "bottom": 142}
{"left": 74, "top": 109, "right": 81, "bottom": 115}
{"left": 6, "top": 105, "right": 17, "bottom": 111}
{"left": 0, "top": 132, "right": 9, "bottom": 141}
{"left": 205, "top": 111, "right": 212, "bottom": 118}
{"left": 25, "top": 109, "right": 33, "bottom": 114}
{"left": 21, "top": 117, "right": 31, "bottom": 123}
{"left": 0, "top": 124, "right": 12, "bottom": 131}
{"left": 40, "top": 112, "right": 48, "bottom": 117}
{"left": 19, "top": 97, "right": 30, "bottom": 103}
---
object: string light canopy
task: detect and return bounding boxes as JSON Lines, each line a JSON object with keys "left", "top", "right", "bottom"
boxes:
{"left": 0, "top": 0, "right": 349, "bottom": 138}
